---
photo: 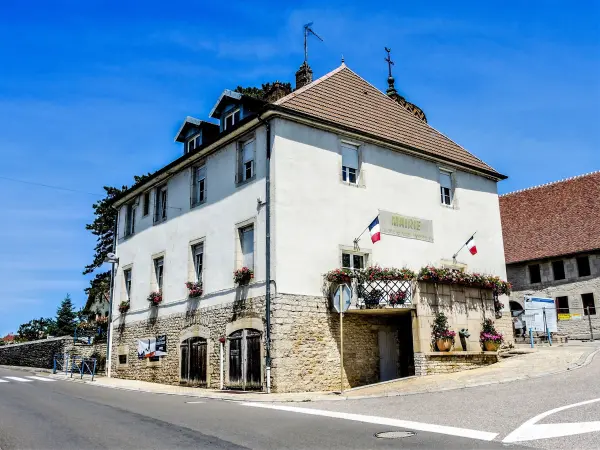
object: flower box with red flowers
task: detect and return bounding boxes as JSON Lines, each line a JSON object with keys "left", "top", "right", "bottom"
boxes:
{"left": 233, "top": 267, "right": 254, "bottom": 286}
{"left": 118, "top": 301, "right": 130, "bottom": 314}
{"left": 147, "top": 291, "right": 162, "bottom": 306}
{"left": 186, "top": 281, "right": 203, "bottom": 298}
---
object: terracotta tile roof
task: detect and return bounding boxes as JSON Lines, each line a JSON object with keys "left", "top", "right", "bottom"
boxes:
{"left": 500, "top": 171, "right": 600, "bottom": 264}
{"left": 276, "top": 64, "right": 503, "bottom": 178}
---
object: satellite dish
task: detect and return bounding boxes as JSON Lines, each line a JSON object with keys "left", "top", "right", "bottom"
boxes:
{"left": 107, "top": 253, "right": 116, "bottom": 260}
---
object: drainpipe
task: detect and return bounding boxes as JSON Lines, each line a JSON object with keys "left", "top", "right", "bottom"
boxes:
{"left": 106, "top": 212, "right": 118, "bottom": 378}
{"left": 257, "top": 114, "right": 272, "bottom": 393}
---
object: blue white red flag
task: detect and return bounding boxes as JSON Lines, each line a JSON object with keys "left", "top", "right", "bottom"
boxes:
{"left": 369, "top": 217, "right": 381, "bottom": 243}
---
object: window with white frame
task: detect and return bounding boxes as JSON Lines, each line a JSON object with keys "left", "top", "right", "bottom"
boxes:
{"left": 342, "top": 251, "right": 366, "bottom": 270}
{"left": 154, "top": 184, "right": 168, "bottom": 223}
{"left": 191, "top": 165, "right": 207, "bottom": 207}
{"left": 439, "top": 170, "right": 453, "bottom": 206}
{"left": 192, "top": 243, "right": 204, "bottom": 282}
{"left": 224, "top": 109, "right": 240, "bottom": 131}
{"left": 125, "top": 202, "right": 136, "bottom": 236}
{"left": 341, "top": 143, "right": 359, "bottom": 184}
{"left": 186, "top": 133, "right": 201, "bottom": 154}
{"left": 239, "top": 225, "right": 254, "bottom": 270}
{"left": 238, "top": 139, "right": 255, "bottom": 183}
{"left": 154, "top": 257, "right": 164, "bottom": 291}
{"left": 123, "top": 268, "right": 132, "bottom": 300}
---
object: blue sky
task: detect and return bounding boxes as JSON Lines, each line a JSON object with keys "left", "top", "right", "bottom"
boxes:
{"left": 0, "top": 1, "right": 598, "bottom": 336}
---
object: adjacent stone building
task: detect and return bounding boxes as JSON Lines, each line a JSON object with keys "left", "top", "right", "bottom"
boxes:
{"left": 500, "top": 171, "right": 600, "bottom": 338}
{"left": 108, "top": 59, "right": 510, "bottom": 392}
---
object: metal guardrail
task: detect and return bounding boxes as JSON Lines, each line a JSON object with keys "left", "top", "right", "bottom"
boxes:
{"left": 53, "top": 354, "right": 97, "bottom": 381}
{"left": 356, "top": 279, "right": 413, "bottom": 309}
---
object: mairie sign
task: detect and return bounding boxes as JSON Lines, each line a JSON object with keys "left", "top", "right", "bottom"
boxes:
{"left": 379, "top": 210, "right": 434, "bottom": 243}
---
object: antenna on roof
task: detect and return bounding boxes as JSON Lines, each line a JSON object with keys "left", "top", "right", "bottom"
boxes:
{"left": 304, "top": 22, "right": 323, "bottom": 64}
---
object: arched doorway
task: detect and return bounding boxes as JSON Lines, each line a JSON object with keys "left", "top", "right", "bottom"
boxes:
{"left": 180, "top": 337, "right": 207, "bottom": 386}
{"left": 228, "top": 328, "right": 261, "bottom": 390}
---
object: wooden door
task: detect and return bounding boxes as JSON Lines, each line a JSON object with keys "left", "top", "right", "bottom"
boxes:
{"left": 378, "top": 330, "right": 398, "bottom": 382}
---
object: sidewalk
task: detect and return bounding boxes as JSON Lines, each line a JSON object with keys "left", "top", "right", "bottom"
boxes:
{"left": 47, "top": 342, "right": 599, "bottom": 403}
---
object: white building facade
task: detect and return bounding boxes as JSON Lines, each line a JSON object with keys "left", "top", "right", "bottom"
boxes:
{"left": 109, "top": 64, "right": 510, "bottom": 392}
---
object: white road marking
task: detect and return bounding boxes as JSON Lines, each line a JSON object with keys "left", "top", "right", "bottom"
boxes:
{"left": 503, "top": 397, "right": 600, "bottom": 443}
{"left": 241, "top": 402, "right": 498, "bottom": 441}
{"left": 185, "top": 401, "right": 205, "bottom": 404}
{"left": 4, "top": 376, "right": 33, "bottom": 382}
{"left": 0, "top": 379, "right": 8, "bottom": 383}
{"left": 26, "top": 376, "right": 55, "bottom": 382}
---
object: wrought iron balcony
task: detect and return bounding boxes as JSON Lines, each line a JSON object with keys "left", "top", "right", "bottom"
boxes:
{"left": 355, "top": 279, "right": 413, "bottom": 309}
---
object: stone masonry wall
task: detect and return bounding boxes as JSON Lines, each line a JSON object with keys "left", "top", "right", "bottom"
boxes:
{"left": 414, "top": 282, "right": 509, "bottom": 351}
{"left": 0, "top": 336, "right": 106, "bottom": 370}
{"left": 270, "top": 294, "right": 399, "bottom": 393}
{"left": 508, "top": 253, "right": 600, "bottom": 338}
{"left": 414, "top": 352, "right": 498, "bottom": 376}
{"left": 111, "top": 296, "right": 265, "bottom": 387}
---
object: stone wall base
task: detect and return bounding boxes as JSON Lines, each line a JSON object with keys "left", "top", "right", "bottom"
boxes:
{"left": 414, "top": 351, "right": 498, "bottom": 376}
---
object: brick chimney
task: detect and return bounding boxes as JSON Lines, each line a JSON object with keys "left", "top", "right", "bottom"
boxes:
{"left": 264, "top": 81, "right": 292, "bottom": 103}
{"left": 295, "top": 62, "right": 313, "bottom": 90}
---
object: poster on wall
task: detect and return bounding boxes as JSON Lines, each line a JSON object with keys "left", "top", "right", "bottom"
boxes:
{"left": 137, "top": 336, "right": 168, "bottom": 359}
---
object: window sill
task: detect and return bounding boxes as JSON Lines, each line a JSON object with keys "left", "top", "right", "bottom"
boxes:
{"left": 340, "top": 180, "right": 364, "bottom": 189}
{"left": 153, "top": 218, "right": 168, "bottom": 225}
{"left": 236, "top": 175, "right": 256, "bottom": 188}
{"left": 440, "top": 203, "right": 456, "bottom": 210}
{"left": 191, "top": 200, "right": 207, "bottom": 210}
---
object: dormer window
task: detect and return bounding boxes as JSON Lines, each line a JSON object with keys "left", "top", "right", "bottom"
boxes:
{"left": 186, "top": 133, "right": 201, "bottom": 154}
{"left": 224, "top": 109, "right": 240, "bottom": 131}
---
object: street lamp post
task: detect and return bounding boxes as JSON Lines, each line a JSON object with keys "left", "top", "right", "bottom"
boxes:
{"left": 104, "top": 252, "right": 119, "bottom": 378}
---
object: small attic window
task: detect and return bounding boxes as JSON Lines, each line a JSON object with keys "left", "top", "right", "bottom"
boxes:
{"left": 186, "top": 133, "right": 202, "bottom": 154}
{"left": 224, "top": 109, "right": 240, "bottom": 131}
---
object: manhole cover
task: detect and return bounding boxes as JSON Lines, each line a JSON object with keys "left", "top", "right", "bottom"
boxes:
{"left": 374, "top": 431, "right": 417, "bottom": 439}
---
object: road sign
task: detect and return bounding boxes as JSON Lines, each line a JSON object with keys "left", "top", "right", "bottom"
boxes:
{"left": 332, "top": 284, "right": 351, "bottom": 313}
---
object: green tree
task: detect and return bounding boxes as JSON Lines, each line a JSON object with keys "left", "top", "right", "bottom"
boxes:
{"left": 17, "top": 317, "right": 56, "bottom": 341}
{"left": 234, "top": 82, "right": 291, "bottom": 100}
{"left": 83, "top": 174, "right": 152, "bottom": 317}
{"left": 55, "top": 294, "right": 77, "bottom": 336}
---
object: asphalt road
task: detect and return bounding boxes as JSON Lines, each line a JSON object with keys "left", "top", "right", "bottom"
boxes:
{"left": 292, "top": 343, "right": 600, "bottom": 450}
{"left": 0, "top": 367, "right": 522, "bottom": 450}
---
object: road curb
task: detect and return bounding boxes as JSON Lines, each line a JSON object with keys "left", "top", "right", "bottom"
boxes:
{"left": 46, "top": 346, "right": 600, "bottom": 403}
{"left": 0, "top": 365, "right": 52, "bottom": 374}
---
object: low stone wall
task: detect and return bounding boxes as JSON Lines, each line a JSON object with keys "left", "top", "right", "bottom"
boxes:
{"left": 414, "top": 351, "right": 498, "bottom": 376}
{"left": 0, "top": 337, "right": 107, "bottom": 371}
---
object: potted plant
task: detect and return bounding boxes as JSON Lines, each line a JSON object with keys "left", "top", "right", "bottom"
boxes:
{"left": 480, "top": 318, "right": 503, "bottom": 351}
{"left": 364, "top": 289, "right": 383, "bottom": 308}
{"left": 234, "top": 267, "right": 254, "bottom": 286}
{"left": 147, "top": 291, "right": 162, "bottom": 307}
{"left": 186, "top": 281, "right": 203, "bottom": 298}
{"left": 459, "top": 328, "right": 470, "bottom": 351}
{"left": 389, "top": 290, "right": 407, "bottom": 306}
{"left": 118, "top": 301, "right": 130, "bottom": 314}
{"left": 431, "top": 312, "right": 456, "bottom": 351}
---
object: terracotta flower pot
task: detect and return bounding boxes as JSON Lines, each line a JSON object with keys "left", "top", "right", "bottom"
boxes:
{"left": 436, "top": 338, "right": 453, "bottom": 352}
{"left": 484, "top": 340, "right": 500, "bottom": 352}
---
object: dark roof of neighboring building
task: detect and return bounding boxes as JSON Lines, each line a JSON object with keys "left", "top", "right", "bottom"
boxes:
{"left": 174, "top": 117, "right": 220, "bottom": 143}
{"left": 112, "top": 63, "right": 505, "bottom": 206}
{"left": 276, "top": 64, "right": 503, "bottom": 178}
{"left": 500, "top": 171, "right": 600, "bottom": 264}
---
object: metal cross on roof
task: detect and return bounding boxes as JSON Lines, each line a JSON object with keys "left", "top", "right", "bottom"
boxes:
{"left": 384, "top": 47, "right": 394, "bottom": 78}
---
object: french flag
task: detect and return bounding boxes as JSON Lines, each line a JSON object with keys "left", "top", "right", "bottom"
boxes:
{"left": 466, "top": 236, "right": 477, "bottom": 255}
{"left": 369, "top": 217, "right": 381, "bottom": 244}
